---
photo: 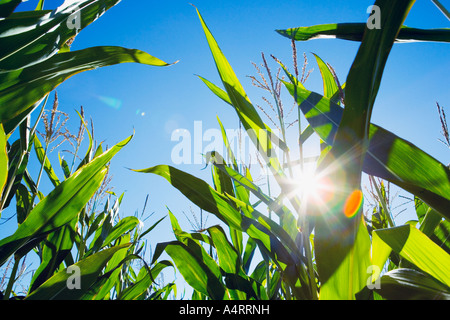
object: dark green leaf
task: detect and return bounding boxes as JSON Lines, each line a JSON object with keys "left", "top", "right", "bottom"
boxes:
{"left": 208, "top": 225, "right": 241, "bottom": 275}
{"left": 376, "top": 268, "right": 450, "bottom": 300}
{"left": 0, "top": 0, "right": 21, "bottom": 18}
{"left": 33, "top": 134, "right": 60, "bottom": 187}
{"left": 277, "top": 24, "right": 450, "bottom": 43}
{"left": 154, "top": 240, "right": 227, "bottom": 300}
{"left": 0, "top": 46, "right": 172, "bottom": 127}
{"left": 28, "top": 221, "right": 76, "bottom": 293}
{"left": 310, "top": 0, "right": 415, "bottom": 296}
{"left": 25, "top": 244, "right": 130, "bottom": 300}
{"left": 0, "top": 0, "right": 121, "bottom": 70}
{"left": 283, "top": 82, "right": 450, "bottom": 219}
{"left": 118, "top": 260, "right": 173, "bottom": 300}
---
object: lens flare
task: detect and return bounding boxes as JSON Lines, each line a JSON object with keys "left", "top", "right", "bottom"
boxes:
{"left": 97, "top": 95, "right": 122, "bottom": 110}
{"left": 293, "top": 166, "right": 334, "bottom": 206}
{"left": 295, "top": 168, "right": 320, "bottom": 198}
{"left": 343, "top": 189, "right": 363, "bottom": 218}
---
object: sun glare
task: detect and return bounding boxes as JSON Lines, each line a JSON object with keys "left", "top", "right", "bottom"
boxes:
{"left": 293, "top": 166, "right": 333, "bottom": 205}
{"left": 292, "top": 164, "right": 364, "bottom": 219}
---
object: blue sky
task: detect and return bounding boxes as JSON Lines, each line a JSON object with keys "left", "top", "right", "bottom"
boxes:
{"left": 3, "top": 0, "right": 450, "bottom": 295}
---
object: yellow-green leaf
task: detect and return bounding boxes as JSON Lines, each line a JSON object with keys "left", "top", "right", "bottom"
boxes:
{"left": 0, "top": 124, "right": 7, "bottom": 204}
{"left": 374, "top": 225, "right": 450, "bottom": 287}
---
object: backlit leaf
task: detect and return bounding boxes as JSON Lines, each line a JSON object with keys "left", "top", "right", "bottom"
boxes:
{"left": 25, "top": 244, "right": 131, "bottom": 300}
{"left": 0, "top": 135, "right": 132, "bottom": 266}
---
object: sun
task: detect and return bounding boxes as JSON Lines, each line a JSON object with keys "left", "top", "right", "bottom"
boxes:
{"left": 291, "top": 162, "right": 364, "bottom": 219}
{"left": 294, "top": 167, "right": 320, "bottom": 197}
{"left": 292, "top": 165, "right": 334, "bottom": 205}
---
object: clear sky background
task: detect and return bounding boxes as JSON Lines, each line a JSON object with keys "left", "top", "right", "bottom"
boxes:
{"left": 3, "top": 0, "right": 449, "bottom": 296}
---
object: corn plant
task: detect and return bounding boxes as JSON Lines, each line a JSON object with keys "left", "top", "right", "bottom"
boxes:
{"left": 0, "top": 91, "right": 174, "bottom": 300}
{"left": 0, "top": 0, "right": 175, "bottom": 300}
{"left": 138, "top": 1, "right": 450, "bottom": 300}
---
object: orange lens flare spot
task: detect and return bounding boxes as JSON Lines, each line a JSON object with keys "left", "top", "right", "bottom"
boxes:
{"left": 343, "top": 190, "right": 363, "bottom": 218}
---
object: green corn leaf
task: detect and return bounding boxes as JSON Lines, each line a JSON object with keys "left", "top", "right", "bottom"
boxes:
{"left": 229, "top": 227, "right": 244, "bottom": 259}
{"left": 84, "top": 216, "right": 141, "bottom": 256}
{"left": 415, "top": 196, "right": 429, "bottom": 222}
{"left": 138, "top": 165, "right": 299, "bottom": 265}
{"left": 15, "top": 183, "right": 31, "bottom": 224}
{"left": 421, "top": 208, "right": 443, "bottom": 238}
{"left": 198, "top": 77, "right": 289, "bottom": 154}
{"left": 85, "top": 212, "right": 105, "bottom": 242}
{"left": 0, "top": 0, "right": 122, "bottom": 71}
{"left": 167, "top": 209, "right": 212, "bottom": 245}
{"left": 207, "top": 150, "right": 244, "bottom": 256}
{"left": 206, "top": 151, "right": 268, "bottom": 203}
{"left": 0, "top": 124, "right": 7, "bottom": 203}
{"left": 306, "top": 0, "right": 415, "bottom": 296}
{"left": 0, "top": 0, "right": 21, "bottom": 18}
{"left": 277, "top": 24, "right": 450, "bottom": 43}
{"left": 35, "top": 0, "right": 44, "bottom": 11}
{"left": 138, "top": 164, "right": 311, "bottom": 299}
{"left": 242, "top": 237, "right": 257, "bottom": 274}
{"left": 136, "top": 165, "right": 243, "bottom": 228}
{"left": 208, "top": 151, "right": 235, "bottom": 197}
{"left": 149, "top": 282, "right": 177, "bottom": 300}
{"left": 433, "top": 219, "right": 450, "bottom": 255}
{"left": 312, "top": 53, "right": 338, "bottom": 99}
{"left": 134, "top": 165, "right": 246, "bottom": 227}
{"left": 205, "top": 150, "right": 298, "bottom": 239}
{"left": 1, "top": 138, "right": 26, "bottom": 210}
{"left": 194, "top": 7, "right": 288, "bottom": 184}
{"left": 87, "top": 198, "right": 125, "bottom": 255}
{"left": 33, "top": 134, "right": 61, "bottom": 187}
{"left": 284, "top": 82, "right": 450, "bottom": 219}
{"left": 216, "top": 116, "right": 239, "bottom": 170}
{"left": 74, "top": 109, "right": 94, "bottom": 173}
{"left": 136, "top": 165, "right": 295, "bottom": 265}
{"left": 207, "top": 225, "right": 242, "bottom": 275}
{"left": 217, "top": 117, "right": 251, "bottom": 251}
{"left": 376, "top": 268, "right": 450, "bottom": 300}
{"left": 1, "top": 169, "right": 106, "bottom": 266}
{"left": 206, "top": 225, "right": 265, "bottom": 299}
{"left": 415, "top": 198, "right": 446, "bottom": 251}
{"left": 226, "top": 192, "right": 301, "bottom": 262}
{"left": 25, "top": 244, "right": 130, "bottom": 300}
{"left": 0, "top": 46, "right": 172, "bottom": 131}
{"left": 299, "top": 125, "right": 315, "bottom": 145}
{"left": 373, "top": 224, "right": 450, "bottom": 287}
{"left": 370, "top": 226, "right": 392, "bottom": 277}
{"left": 137, "top": 216, "right": 166, "bottom": 241}
{"left": 197, "top": 75, "right": 232, "bottom": 105}
{"left": 86, "top": 234, "right": 131, "bottom": 300}
{"left": 59, "top": 154, "right": 71, "bottom": 179}
{"left": 318, "top": 217, "right": 372, "bottom": 300}
{"left": 250, "top": 260, "right": 268, "bottom": 284}
{"left": 28, "top": 220, "right": 77, "bottom": 293}
{"left": 0, "top": 135, "right": 132, "bottom": 266}
{"left": 153, "top": 240, "right": 227, "bottom": 300}
{"left": 178, "top": 237, "right": 223, "bottom": 281}
{"left": 194, "top": 9, "right": 264, "bottom": 129}
{"left": 343, "top": 1, "right": 415, "bottom": 134}
{"left": 118, "top": 260, "right": 173, "bottom": 300}
{"left": 205, "top": 150, "right": 245, "bottom": 256}
{"left": 102, "top": 216, "right": 141, "bottom": 248}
